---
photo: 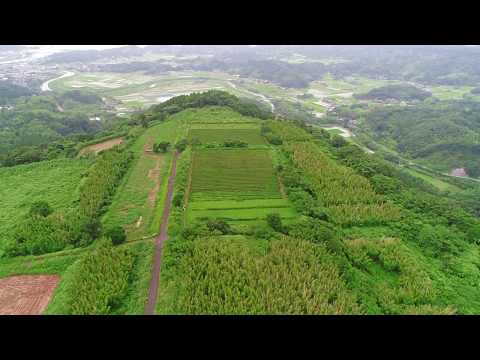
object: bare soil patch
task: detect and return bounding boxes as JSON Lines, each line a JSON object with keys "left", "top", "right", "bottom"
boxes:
{"left": 79, "top": 137, "right": 124, "bottom": 156}
{"left": 147, "top": 155, "right": 164, "bottom": 207}
{"left": 0, "top": 275, "right": 60, "bottom": 315}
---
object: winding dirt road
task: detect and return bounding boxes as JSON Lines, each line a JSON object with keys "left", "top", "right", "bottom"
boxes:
{"left": 144, "top": 151, "right": 179, "bottom": 315}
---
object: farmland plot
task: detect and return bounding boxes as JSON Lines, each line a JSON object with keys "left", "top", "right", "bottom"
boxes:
{"left": 188, "top": 128, "right": 266, "bottom": 145}
{"left": 0, "top": 275, "right": 60, "bottom": 315}
{"left": 190, "top": 149, "right": 281, "bottom": 201}
{"left": 79, "top": 137, "right": 124, "bottom": 156}
{"left": 187, "top": 148, "right": 296, "bottom": 224}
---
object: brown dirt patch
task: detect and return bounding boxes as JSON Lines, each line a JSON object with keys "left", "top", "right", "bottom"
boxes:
{"left": 0, "top": 275, "right": 60, "bottom": 315}
{"left": 144, "top": 138, "right": 154, "bottom": 153}
{"left": 79, "top": 137, "right": 124, "bottom": 156}
{"left": 147, "top": 155, "right": 164, "bottom": 207}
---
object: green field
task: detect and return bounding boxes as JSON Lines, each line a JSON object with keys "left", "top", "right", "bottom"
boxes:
{"left": 102, "top": 119, "right": 186, "bottom": 241}
{"left": 0, "top": 158, "right": 90, "bottom": 254}
{"left": 188, "top": 128, "right": 266, "bottom": 145}
{"left": 190, "top": 149, "right": 281, "bottom": 201}
{"left": 167, "top": 107, "right": 297, "bottom": 226}
{"left": 427, "top": 85, "right": 474, "bottom": 100}
{"left": 186, "top": 146, "right": 295, "bottom": 225}
{"left": 174, "top": 106, "right": 261, "bottom": 124}
{"left": 49, "top": 71, "right": 257, "bottom": 112}
{"left": 403, "top": 167, "right": 461, "bottom": 192}
{"left": 187, "top": 198, "right": 297, "bottom": 224}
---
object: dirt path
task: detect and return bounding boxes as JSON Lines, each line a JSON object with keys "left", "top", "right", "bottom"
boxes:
{"left": 144, "top": 151, "right": 179, "bottom": 315}
{"left": 78, "top": 137, "right": 124, "bottom": 156}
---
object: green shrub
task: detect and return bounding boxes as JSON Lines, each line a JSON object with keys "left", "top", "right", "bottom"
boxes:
{"left": 29, "top": 201, "right": 53, "bottom": 217}
{"left": 106, "top": 226, "right": 127, "bottom": 245}
{"left": 175, "top": 139, "right": 188, "bottom": 152}
{"left": 266, "top": 213, "right": 283, "bottom": 233}
{"left": 173, "top": 192, "right": 185, "bottom": 208}
{"left": 153, "top": 141, "right": 171, "bottom": 153}
{"left": 63, "top": 239, "right": 134, "bottom": 315}
{"left": 205, "top": 218, "right": 232, "bottom": 235}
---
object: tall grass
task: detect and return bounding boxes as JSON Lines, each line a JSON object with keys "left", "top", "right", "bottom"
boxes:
{"left": 168, "top": 236, "right": 362, "bottom": 314}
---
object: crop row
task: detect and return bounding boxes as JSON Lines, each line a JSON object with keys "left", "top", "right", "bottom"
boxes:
{"left": 190, "top": 149, "right": 280, "bottom": 199}
{"left": 171, "top": 236, "right": 362, "bottom": 314}
{"left": 285, "top": 142, "right": 385, "bottom": 205}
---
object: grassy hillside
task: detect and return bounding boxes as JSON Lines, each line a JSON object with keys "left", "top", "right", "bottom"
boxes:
{"left": 0, "top": 158, "right": 91, "bottom": 255}
{"left": 1, "top": 91, "right": 479, "bottom": 315}
{"left": 157, "top": 102, "right": 480, "bottom": 314}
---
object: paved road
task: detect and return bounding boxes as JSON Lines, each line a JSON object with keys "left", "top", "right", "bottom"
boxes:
{"left": 228, "top": 81, "right": 275, "bottom": 112}
{"left": 41, "top": 71, "right": 75, "bottom": 92}
{"left": 144, "top": 151, "right": 179, "bottom": 315}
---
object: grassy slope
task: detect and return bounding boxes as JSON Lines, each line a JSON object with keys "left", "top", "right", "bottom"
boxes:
{"left": 0, "top": 111, "right": 186, "bottom": 314}
{"left": 158, "top": 111, "right": 480, "bottom": 315}
{"left": 402, "top": 167, "right": 461, "bottom": 192}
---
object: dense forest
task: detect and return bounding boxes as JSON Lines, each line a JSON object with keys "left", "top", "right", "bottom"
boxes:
{"left": 0, "top": 81, "right": 34, "bottom": 104}
{"left": 355, "top": 84, "right": 432, "bottom": 102}
{"left": 147, "top": 89, "right": 273, "bottom": 120}
{"left": 0, "top": 90, "right": 123, "bottom": 167}
{"left": 335, "top": 100, "right": 480, "bottom": 177}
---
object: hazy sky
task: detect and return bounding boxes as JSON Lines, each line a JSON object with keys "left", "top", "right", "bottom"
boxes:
{"left": 26, "top": 45, "right": 128, "bottom": 51}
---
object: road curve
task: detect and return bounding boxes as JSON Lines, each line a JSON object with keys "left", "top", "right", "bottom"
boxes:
{"left": 228, "top": 81, "right": 275, "bottom": 112}
{"left": 144, "top": 151, "right": 180, "bottom": 315}
{"left": 41, "top": 71, "right": 75, "bottom": 92}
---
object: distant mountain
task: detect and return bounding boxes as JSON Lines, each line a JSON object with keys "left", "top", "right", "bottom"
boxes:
{"left": 355, "top": 84, "right": 432, "bottom": 102}
{"left": 42, "top": 45, "right": 145, "bottom": 63}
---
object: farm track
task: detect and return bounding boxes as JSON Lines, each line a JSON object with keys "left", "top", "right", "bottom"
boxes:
{"left": 78, "top": 137, "right": 124, "bottom": 157}
{"left": 144, "top": 150, "right": 179, "bottom": 315}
